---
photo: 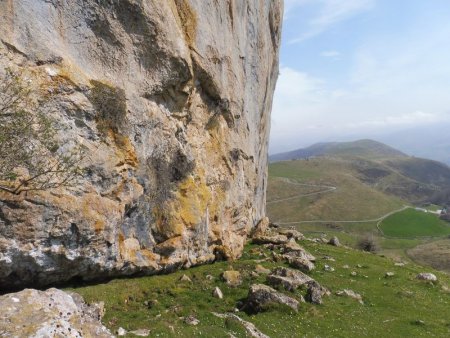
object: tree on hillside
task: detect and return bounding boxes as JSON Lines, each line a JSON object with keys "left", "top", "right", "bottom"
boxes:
{"left": 0, "top": 70, "right": 84, "bottom": 195}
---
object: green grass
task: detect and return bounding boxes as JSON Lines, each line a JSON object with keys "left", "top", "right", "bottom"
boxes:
{"left": 68, "top": 240, "right": 450, "bottom": 337}
{"left": 380, "top": 209, "right": 450, "bottom": 238}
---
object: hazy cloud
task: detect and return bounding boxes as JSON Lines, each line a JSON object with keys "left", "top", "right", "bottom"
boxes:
{"left": 289, "top": 0, "right": 376, "bottom": 43}
{"left": 320, "top": 50, "right": 341, "bottom": 58}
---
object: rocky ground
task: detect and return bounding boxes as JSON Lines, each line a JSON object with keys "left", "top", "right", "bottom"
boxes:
{"left": 2, "top": 220, "right": 449, "bottom": 337}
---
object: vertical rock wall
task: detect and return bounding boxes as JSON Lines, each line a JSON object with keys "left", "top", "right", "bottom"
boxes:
{"left": 0, "top": 0, "right": 282, "bottom": 289}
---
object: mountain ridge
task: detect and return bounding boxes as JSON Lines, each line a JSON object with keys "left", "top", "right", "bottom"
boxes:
{"left": 270, "top": 139, "right": 409, "bottom": 162}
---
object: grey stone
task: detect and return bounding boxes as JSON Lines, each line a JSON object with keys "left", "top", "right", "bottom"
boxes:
{"left": 417, "top": 273, "right": 437, "bottom": 282}
{"left": 0, "top": 288, "right": 113, "bottom": 337}
{"left": 212, "top": 287, "right": 223, "bottom": 299}
{"left": 242, "top": 284, "right": 299, "bottom": 313}
{"left": 328, "top": 236, "right": 340, "bottom": 247}
{"left": 266, "top": 267, "right": 313, "bottom": 291}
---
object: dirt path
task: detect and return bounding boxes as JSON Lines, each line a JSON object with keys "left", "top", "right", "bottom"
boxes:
{"left": 266, "top": 177, "right": 337, "bottom": 205}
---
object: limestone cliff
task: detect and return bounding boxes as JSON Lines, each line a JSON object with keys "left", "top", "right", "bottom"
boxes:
{"left": 0, "top": 0, "right": 282, "bottom": 289}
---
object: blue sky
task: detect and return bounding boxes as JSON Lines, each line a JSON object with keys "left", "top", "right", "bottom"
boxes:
{"left": 270, "top": 0, "right": 450, "bottom": 153}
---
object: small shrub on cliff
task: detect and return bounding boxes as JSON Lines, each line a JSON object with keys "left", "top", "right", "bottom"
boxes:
{"left": 357, "top": 234, "right": 380, "bottom": 253}
{"left": 0, "top": 70, "right": 84, "bottom": 195}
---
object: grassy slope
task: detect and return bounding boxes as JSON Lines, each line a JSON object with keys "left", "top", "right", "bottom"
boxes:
{"left": 69, "top": 241, "right": 450, "bottom": 337}
{"left": 267, "top": 158, "right": 450, "bottom": 266}
{"left": 268, "top": 159, "right": 404, "bottom": 224}
{"left": 380, "top": 209, "right": 450, "bottom": 238}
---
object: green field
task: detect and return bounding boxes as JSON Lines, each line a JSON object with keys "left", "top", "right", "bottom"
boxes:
{"left": 69, "top": 241, "right": 450, "bottom": 337}
{"left": 380, "top": 209, "right": 450, "bottom": 238}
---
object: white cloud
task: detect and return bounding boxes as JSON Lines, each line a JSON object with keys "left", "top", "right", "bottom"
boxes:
{"left": 289, "top": 0, "right": 376, "bottom": 43}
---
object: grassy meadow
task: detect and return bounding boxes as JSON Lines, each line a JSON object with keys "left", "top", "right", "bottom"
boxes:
{"left": 69, "top": 241, "right": 450, "bottom": 337}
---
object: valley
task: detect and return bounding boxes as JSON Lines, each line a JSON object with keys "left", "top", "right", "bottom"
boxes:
{"left": 267, "top": 140, "right": 450, "bottom": 273}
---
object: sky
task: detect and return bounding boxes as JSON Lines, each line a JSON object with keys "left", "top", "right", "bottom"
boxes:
{"left": 269, "top": 0, "right": 450, "bottom": 154}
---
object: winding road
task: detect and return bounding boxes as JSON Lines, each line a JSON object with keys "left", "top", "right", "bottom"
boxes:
{"left": 266, "top": 178, "right": 337, "bottom": 205}
{"left": 268, "top": 177, "right": 411, "bottom": 233}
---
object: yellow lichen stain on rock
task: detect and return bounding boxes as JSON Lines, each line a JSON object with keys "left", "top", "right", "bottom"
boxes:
{"left": 80, "top": 193, "right": 118, "bottom": 233}
{"left": 118, "top": 235, "right": 142, "bottom": 264}
{"left": 174, "top": 175, "right": 210, "bottom": 226}
{"left": 172, "top": 0, "right": 198, "bottom": 48}
{"left": 153, "top": 171, "right": 212, "bottom": 239}
{"left": 107, "top": 130, "right": 139, "bottom": 168}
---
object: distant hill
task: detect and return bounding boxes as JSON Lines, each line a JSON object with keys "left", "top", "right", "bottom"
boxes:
{"left": 270, "top": 139, "right": 407, "bottom": 162}
{"left": 269, "top": 139, "right": 450, "bottom": 205}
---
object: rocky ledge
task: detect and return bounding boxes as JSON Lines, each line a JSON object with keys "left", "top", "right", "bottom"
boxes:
{"left": 0, "top": 0, "right": 282, "bottom": 289}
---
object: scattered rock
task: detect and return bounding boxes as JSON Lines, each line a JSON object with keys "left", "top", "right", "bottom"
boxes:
{"left": 417, "top": 273, "right": 437, "bottom": 282}
{"left": 336, "top": 289, "right": 364, "bottom": 304}
{"left": 253, "top": 234, "right": 289, "bottom": 245}
{"left": 255, "top": 264, "right": 271, "bottom": 275}
{"left": 282, "top": 246, "right": 316, "bottom": 262}
{"left": 323, "top": 256, "right": 336, "bottom": 262}
{"left": 222, "top": 270, "right": 242, "bottom": 287}
{"left": 117, "top": 327, "right": 127, "bottom": 336}
{"left": 356, "top": 264, "right": 363, "bottom": 268}
{"left": 343, "top": 265, "right": 350, "bottom": 269}
{"left": 213, "top": 287, "right": 224, "bottom": 299}
{"left": 324, "top": 265, "right": 335, "bottom": 272}
{"left": 394, "top": 262, "right": 406, "bottom": 267}
{"left": 305, "top": 281, "right": 330, "bottom": 305}
{"left": 267, "top": 267, "right": 313, "bottom": 291}
{"left": 179, "top": 274, "right": 192, "bottom": 283}
{"left": 129, "top": 329, "right": 151, "bottom": 337}
{"left": 269, "top": 222, "right": 280, "bottom": 229}
{"left": 251, "top": 271, "right": 260, "bottom": 278}
{"left": 385, "top": 272, "right": 395, "bottom": 278}
{"left": 212, "top": 312, "right": 270, "bottom": 338}
{"left": 206, "top": 274, "right": 215, "bottom": 281}
{"left": 242, "top": 284, "right": 299, "bottom": 313}
{"left": 328, "top": 236, "right": 340, "bottom": 247}
{"left": 251, "top": 217, "right": 270, "bottom": 238}
{"left": 278, "top": 229, "right": 304, "bottom": 240}
{"left": 0, "top": 288, "right": 113, "bottom": 337}
{"left": 286, "top": 256, "right": 315, "bottom": 272}
{"left": 350, "top": 271, "right": 357, "bottom": 276}
{"left": 412, "top": 320, "right": 425, "bottom": 326}
{"left": 184, "top": 315, "right": 200, "bottom": 326}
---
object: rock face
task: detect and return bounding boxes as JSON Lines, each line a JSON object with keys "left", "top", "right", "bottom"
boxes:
{"left": 0, "top": 0, "right": 282, "bottom": 289}
{"left": 0, "top": 288, "right": 113, "bottom": 337}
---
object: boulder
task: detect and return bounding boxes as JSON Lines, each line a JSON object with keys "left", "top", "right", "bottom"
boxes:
{"left": 282, "top": 245, "right": 316, "bottom": 262}
{"left": 255, "top": 264, "right": 271, "bottom": 275}
{"left": 179, "top": 274, "right": 192, "bottom": 283}
{"left": 266, "top": 267, "right": 313, "bottom": 291}
{"left": 212, "top": 287, "right": 224, "bottom": 299}
{"left": 417, "top": 273, "right": 437, "bottom": 282}
{"left": 222, "top": 270, "right": 242, "bottom": 287}
{"left": 328, "top": 236, "right": 340, "bottom": 247}
{"left": 336, "top": 289, "right": 364, "bottom": 304}
{"left": 324, "top": 265, "right": 335, "bottom": 272}
{"left": 0, "top": 0, "right": 283, "bottom": 289}
{"left": 286, "top": 256, "right": 315, "bottom": 272}
{"left": 0, "top": 288, "right": 113, "bottom": 337}
{"left": 278, "top": 229, "right": 304, "bottom": 240}
{"left": 305, "top": 281, "right": 330, "bottom": 305}
{"left": 184, "top": 315, "right": 200, "bottom": 326}
{"left": 253, "top": 234, "right": 289, "bottom": 245}
{"left": 242, "top": 284, "right": 299, "bottom": 313}
{"left": 251, "top": 217, "right": 270, "bottom": 238}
